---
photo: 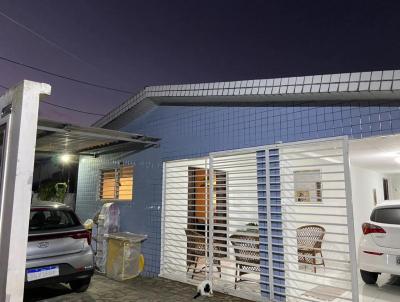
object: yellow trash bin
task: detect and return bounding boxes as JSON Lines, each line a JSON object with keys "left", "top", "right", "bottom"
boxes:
{"left": 104, "top": 232, "right": 147, "bottom": 281}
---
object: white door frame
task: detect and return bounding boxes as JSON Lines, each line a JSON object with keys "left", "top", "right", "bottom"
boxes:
{"left": 0, "top": 81, "right": 51, "bottom": 302}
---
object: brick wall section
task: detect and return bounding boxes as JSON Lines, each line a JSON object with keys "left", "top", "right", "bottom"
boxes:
{"left": 76, "top": 101, "right": 400, "bottom": 277}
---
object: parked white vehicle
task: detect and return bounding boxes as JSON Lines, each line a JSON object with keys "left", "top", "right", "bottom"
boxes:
{"left": 359, "top": 201, "right": 400, "bottom": 284}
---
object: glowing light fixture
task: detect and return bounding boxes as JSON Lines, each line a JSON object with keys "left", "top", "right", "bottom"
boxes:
{"left": 395, "top": 157, "right": 400, "bottom": 165}
{"left": 60, "top": 153, "right": 71, "bottom": 164}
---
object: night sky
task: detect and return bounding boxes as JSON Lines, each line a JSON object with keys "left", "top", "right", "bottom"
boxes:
{"left": 1, "top": 0, "right": 400, "bottom": 126}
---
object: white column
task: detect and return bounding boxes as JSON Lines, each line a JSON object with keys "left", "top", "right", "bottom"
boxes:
{"left": 0, "top": 80, "right": 51, "bottom": 302}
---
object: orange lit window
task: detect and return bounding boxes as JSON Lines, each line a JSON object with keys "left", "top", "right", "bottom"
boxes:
{"left": 99, "top": 166, "right": 133, "bottom": 201}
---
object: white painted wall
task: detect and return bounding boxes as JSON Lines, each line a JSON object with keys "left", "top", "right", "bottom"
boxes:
{"left": 350, "top": 165, "right": 385, "bottom": 249}
{"left": 388, "top": 174, "right": 400, "bottom": 200}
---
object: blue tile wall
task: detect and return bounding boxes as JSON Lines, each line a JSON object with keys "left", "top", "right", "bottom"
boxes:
{"left": 75, "top": 148, "right": 163, "bottom": 277}
{"left": 269, "top": 149, "right": 286, "bottom": 302}
{"left": 256, "top": 150, "right": 270, "bottom": 298}
{"left": 76, "top": 101, "right": 400, "bottom": 278}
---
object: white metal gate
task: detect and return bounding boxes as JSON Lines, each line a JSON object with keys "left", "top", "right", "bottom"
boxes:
{"left": 161, "top": 137, "right": 358, "bottom": 302}
{"left": 210, "top": 150, "right": 262, "bottom": 301}
{"left": 272, "top": 138, "right": 358, "bottom": 302}
{"left": 161, "top": 157, "right": 211, "bottom": 285}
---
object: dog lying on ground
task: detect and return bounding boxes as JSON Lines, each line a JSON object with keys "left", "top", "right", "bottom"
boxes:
{"left": 193, "top": 280, "right": 213, "bottom": 299}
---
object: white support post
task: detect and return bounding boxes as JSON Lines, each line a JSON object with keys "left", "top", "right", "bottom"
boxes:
{"left": 0, "top": 80, "right": 51, "bottom": 302}
{"left": 208, "top": 155, "right": 214, "bottom": 285}
{"left": 159, "top": 162, "right": 167, "bottom": 276}
{"left": 342, "top": 138, "right": 360, "bottom": 302}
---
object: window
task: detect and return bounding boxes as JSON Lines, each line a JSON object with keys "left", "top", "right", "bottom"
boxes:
{"left": 371, "top": 207, "right": 400, "bottom": 225}
{"left": 29, "top": 209, "right": 80, "bottom": 233}
{"left": 99, "top": 165, "right": 134, "bottom": 201}
{"left": 294, "top": 170, "right": 322, "bottom": 203}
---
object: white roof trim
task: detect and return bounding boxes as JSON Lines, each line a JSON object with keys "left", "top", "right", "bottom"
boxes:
{"left": 94, "top": 69, "right": 400, "bottom": 128}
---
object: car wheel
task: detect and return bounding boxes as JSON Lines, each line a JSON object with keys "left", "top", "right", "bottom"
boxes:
{"left": 70, "top": 277, "right": 91, "bottom": 292}
{"left": 360, "top": 270, "right": 378, "bottom": 284}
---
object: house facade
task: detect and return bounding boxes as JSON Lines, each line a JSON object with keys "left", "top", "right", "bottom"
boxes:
{"left": 75, "top": 70, "right": 400, "bottom": 301}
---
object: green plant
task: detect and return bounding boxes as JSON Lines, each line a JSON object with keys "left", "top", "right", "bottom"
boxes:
{"left": 38, "top": 180, "right": 57, "bottom": 201}
{"left": 38, "top": 180, "right": 68, "bottom": 203}
{"left": 55, "top": 183, "right": 68, "bottom": 203}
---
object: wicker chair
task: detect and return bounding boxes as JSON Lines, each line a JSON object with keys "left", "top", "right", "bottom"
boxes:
{"left": 230, "top": 234, "right": 260, "bottom": 289}
{"left": 297, "top": 225, "right": 325, "bottom": 273}
{"left": 185, "top": 229, "right": 221, "bottom": 278}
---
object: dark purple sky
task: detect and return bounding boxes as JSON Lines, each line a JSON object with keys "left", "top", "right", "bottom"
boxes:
{"left": 1, "top": 0, "right": 400, "bottom": 126}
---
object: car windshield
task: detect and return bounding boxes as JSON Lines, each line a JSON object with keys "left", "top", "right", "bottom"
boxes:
{"left": 29, "top": 208, "right": 80, "bottom": 232}
{"left": 371, "top": 207, "right": 400, "bottom": 225}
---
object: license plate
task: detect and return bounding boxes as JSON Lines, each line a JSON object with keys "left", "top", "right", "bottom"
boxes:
{"left": 396, "top": 256, "right": 400, "bottom": 265}
{"left": 27, "top": 266, "right": 59, "bottom": 282}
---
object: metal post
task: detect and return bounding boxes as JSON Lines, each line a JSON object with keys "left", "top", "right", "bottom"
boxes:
{"left": 159, "top": 162, "right": 167, "bottom": 276}
{"left": 208, "top": 155, "right": 215, "bottom": 285}
{"left": 265, "top": 148, "right": 275, "bottom": 301}
{"left": 342, "top": 138, "right": 360, "bottom": 302}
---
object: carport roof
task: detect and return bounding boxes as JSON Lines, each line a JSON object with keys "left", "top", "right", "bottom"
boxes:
{"left": 36, "top": 119, "right": 159, "bottom": 156}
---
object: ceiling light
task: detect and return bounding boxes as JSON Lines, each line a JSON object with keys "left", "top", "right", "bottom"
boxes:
{"left": 395, "top": 157, "right": 400, "bottom": 165}
{"left": 60, "top": 153, "right": 71, "bottom": 164}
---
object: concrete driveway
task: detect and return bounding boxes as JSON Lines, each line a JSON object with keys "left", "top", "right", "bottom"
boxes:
{"left": 24, "top": 274, "right": 250, "bottom": 302}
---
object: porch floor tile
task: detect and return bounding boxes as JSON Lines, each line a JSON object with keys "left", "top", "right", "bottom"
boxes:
{"left": 24, "top": 274, "right": 251, "bottom": 302}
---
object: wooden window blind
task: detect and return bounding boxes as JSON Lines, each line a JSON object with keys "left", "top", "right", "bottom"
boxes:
{"left": 99, "top": 165, "right": 134, "bottom": 201}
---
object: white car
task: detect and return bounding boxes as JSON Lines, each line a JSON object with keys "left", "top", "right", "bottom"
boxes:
{"left": 359, "top": 201, "right": 400, "bottom": 284}
{"left": 26, "top": 202, "right": 94, "bottom": 292}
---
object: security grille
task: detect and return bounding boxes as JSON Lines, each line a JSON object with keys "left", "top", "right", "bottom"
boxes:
{"left": 161, "top": 158, "right": 211, "bottom": 285}
{"left": 274, "top": 138, "right": 358, "bottom": 302}
{"left": 210, "top": 151, "right": 262, "bottom": 302}
{"left": 161, "top": 138, "right": 358, "bottom": 302}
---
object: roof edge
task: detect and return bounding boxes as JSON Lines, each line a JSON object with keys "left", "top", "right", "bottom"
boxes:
{"left": 93, "top": 69, "right": 400, "bottom": 128}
